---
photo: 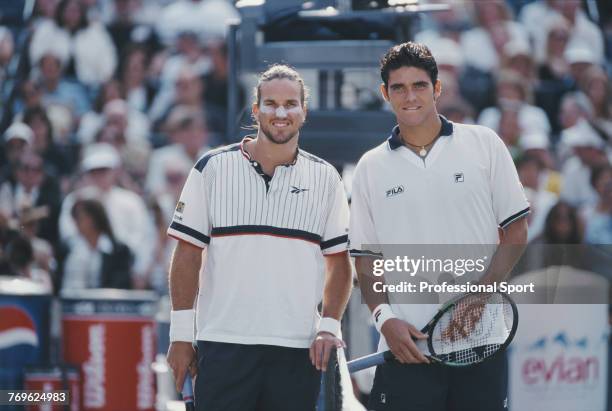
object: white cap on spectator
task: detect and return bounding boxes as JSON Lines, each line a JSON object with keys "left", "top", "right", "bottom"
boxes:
{"left": 4, "top": 122, "right": 33, "bottom": 144}
{"left": 519, "top": 132, "right": 550, "bottom": 151}
{"left": 504, "top": 41, "right": 531, "bottom": 58}
{"left": 564, "top": 47, "right": 598, "bottom": 65}
{"left": 562, "top": 120, "right": 606, "bottom": 149}
{"left": 81, "top": 143, "right": 121, "bottom": 172}
{"left": 429, "top": 38, "right": 464, "bottom": 68}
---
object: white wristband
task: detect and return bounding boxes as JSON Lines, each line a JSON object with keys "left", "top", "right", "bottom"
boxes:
{"left": 372, "top": 304, "right": 397, "bottom": 332}
{"left": 170, "top": 309, "right": 195, "bottom": 342}
{"left": 317, "top": 317, "right": 341, "bottom": 337}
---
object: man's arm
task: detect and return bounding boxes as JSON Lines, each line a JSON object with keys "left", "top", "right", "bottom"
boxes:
{"left": 309, "top": 251, "right": 352, "bottom": 371}
{"left": 354, "top": 256, "right": 429, "bottom": 364}
{"left": 167, "top": 240, "right": 202, "bottom": 392}
{"left": 479, "top": 217, "right": 529, "bottom": 286}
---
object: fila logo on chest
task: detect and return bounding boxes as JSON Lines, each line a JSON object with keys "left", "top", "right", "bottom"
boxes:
{"left": 386, "top": 185, "right": 405, "bottom": 198}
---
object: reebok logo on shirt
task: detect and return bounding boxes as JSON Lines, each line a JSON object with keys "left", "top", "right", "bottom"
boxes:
{"left": 290, "top": 186, "right": 309, "bottom": 194}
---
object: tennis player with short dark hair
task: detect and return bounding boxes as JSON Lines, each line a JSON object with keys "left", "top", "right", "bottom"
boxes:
{"left": 349, "top": 42, "right": 530, "bottom": 410}
{"left": 166, "top": 64, "right": 353, "bottom": 411}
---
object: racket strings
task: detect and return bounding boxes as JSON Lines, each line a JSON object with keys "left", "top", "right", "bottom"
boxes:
{"left": 430, "top": 293, "right": 515, "bottom": 365}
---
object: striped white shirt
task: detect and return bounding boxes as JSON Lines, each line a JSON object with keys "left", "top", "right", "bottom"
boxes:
{"left": 168, "top": 137, "right": 349, "bottom": 348}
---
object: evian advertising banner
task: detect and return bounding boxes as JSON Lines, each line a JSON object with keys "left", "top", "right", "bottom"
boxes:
{"left": 509, "top": 269, "right": 609, "bottom": 411}
{"left": 61, "top": 290, "right": 157, "bottom": 411}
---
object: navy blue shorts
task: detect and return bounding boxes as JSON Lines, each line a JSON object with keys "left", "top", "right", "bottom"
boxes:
{"left": 195, "top": 341, "right": 321, "bottom": 411}
{"left": 368, "top": 352, "right": 508, "bottom": 411}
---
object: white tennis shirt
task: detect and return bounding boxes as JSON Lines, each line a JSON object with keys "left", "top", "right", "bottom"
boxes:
{"left": 168, "top": 138, "right": 349, "bottom": 348}
{"left": 349, "top": 116, "right": 530, "bottom": 351}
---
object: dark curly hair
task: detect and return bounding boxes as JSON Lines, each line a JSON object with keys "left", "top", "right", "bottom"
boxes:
{"left": 380, "top": 42, "right": 438, "bottom": 89}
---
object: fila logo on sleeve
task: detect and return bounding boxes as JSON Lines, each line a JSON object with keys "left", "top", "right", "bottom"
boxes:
{"left": 454, "top": 173, "right": 464, "bottom": 183}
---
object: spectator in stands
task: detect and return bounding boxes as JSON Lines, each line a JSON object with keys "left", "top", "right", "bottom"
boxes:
{"left": 58, "top": 143, "right": 155, "bottom": 289}
{"left": 560, "top": 120, "right": 609, "bottom": 208}
{"left": 519, "top": 132, "right": 562, "bottom": 195}
{"left": 23, "top": 106, "right": 73, "bottom": 178}
{"left": 60, "top": 198, "right": 133, "bottom": 291}
{"left": 119, "top": 44, "right": 156, "bottom": 114}
{"left": 77, "top": 79, "right": 123, "bottom": 144}
{"left": 565, "top": 47, "right": 599, "bottom": 88}
{"left": 581, "top": 66, "right": 612, "bottom": 137}
{"left": 535, "top": 16, "right": 576, "bottom": 134}
{"left": 582, "top": 165, "right": 612, "bottom": 223}
{"left": 29, "top": 0, "right": 118, "bottom": 88}
{"left": 501, "top": 41, "right": 537, "bottom": 87}
{"left": 557, "top": 92, "right": 595, "bottom": 162}
{"left": 0, "top": 149, "right": 62, "bottom": 247}
{"left": 519, "top": 0, "right": 557, "bottom": 56}
{"left": 5, "top": 234, "right": 53, "bottom": 292}
{"left": 106, "top": 0, "right": 161, "bottom": 59}
{"left": 149, "top": 40, "right": 209, "bottom": 127}
{"left": 517, "top": 155, "right": 558, "bottom": 241}
{"left": 155, "top": 0, "right": 239, "bottom": 46}
{"left": 0, "top": 27, "right": 15, "bottom": 85}
{"left": 34, "top": 51, "right": 90, "bottom": 118}
{"left": 31, "top": 0, "right": 60, "bottom": 28}
{"left": 538, "top": 16, "right": 573, "bottom": 82}
{"left": 479, "top": 70, "right": 551, "bottom": 136}
{"left": 16, "top": 206, "right": 55, "bottom": 281}
{"left": 10, "top": 80, "right": 44, "bottom": 120}
{"left": 537, "top": 201, "right": 583, "bottom": 244}
{"left": 145, "top": 105, "right": 208, "bottom": 193}
{"left": 551, "top": 0, "right": 605, "bottom": 64}
{"left": 584, "top": 171, "right": 612, "bottom": 244}
{"left": 0, "top": 122, "right": 33, "bottom": 184}
{"left": 497, "top": 104, "right": 522, "bottom": 160}
{"left": 460, "top": 0, "right": 529, "bottom": 73}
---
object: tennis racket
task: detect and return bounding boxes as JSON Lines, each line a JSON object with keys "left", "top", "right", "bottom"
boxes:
{"left": 348, "top": 291, "right": 518, "bottom": 372}
{"left": 319, "top": 346, "right": 367, "bottom": 411}
{"left": 181, "top": 375, "right": 195, "bottom": 411}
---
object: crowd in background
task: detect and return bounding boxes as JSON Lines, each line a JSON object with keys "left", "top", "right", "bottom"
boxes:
{"left": 0, "top": 0, "right": 610, "bottom": 297}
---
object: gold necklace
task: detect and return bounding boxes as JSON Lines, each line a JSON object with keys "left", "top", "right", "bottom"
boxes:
{"left": 402, "top": 134, "right": 440, "bottom": 157}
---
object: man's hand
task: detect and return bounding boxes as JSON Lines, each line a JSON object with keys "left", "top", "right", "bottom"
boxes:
{"left": 309, "top": 332, "right": 346, "bottom": 371}
{"left": 167, "top": 341, "right": 197, "bottom": 392}
{"left": 381, "top": 318, "right": 429, "bottom": 364}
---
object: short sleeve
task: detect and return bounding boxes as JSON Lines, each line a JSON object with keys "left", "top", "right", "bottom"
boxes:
{"left": 348, "top": 159, "right": 381, "bottom": 257}
{"left": 321, "top": 171, "right": 350, "bottom": 255}
{"left": 167, "top": 166, "right": 211, "bottom": 248}
{"left": 489, "top": 132, "right": 530, "bottom": 229}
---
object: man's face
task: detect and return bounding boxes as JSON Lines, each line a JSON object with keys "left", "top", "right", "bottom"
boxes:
{"left": 86, "top": 168, "right": 115, "bottom": 191}
{"left": 253, "top": 79, "right": 306, "bottom": 145}
{"left": 381, "top": 66, "right": 440, "bottom": 128}
{"left": 16, "top": 154, "right": 44, "bottom": 190}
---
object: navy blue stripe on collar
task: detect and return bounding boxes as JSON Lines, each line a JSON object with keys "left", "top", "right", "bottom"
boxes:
{"left": 387, "top": 115, "right": 454, "bottom": 150}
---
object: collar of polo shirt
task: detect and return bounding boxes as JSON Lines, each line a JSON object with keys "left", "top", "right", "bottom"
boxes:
{"left": 240, "top": 136, "right": 299, "bottom": 168}
{"left": 387, "top": 115, "right": 454, "bottom": 150}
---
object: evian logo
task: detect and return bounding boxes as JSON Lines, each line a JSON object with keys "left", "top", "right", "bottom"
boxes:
{"left": 386, "top": 185, "right": 405, "bottom": 198}
{"left": 137, "top": 325, "right": 155, "bottom": 409}
{"left": 83, "top": 324, "right": 106, "bottom": 408}
{"left": 522, "top": 354, "right": 599, "bottom": 385}
{"left": 520, "top": 332, "right": 602, "bottom": 387}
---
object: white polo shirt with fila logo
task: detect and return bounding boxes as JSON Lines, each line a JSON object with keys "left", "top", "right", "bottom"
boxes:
{"left": 349, "top": 116, "right": 530, "bottom": 348}
{"left": 168, "top": 137, "right": 349, "bottom": 348}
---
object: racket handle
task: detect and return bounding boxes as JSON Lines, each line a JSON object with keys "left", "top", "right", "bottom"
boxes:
{"left": 182, "top": 374, "right": 195, "bottom": 411}
{"left": 347, "top": 350, "right": 394, "bottom": 373}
